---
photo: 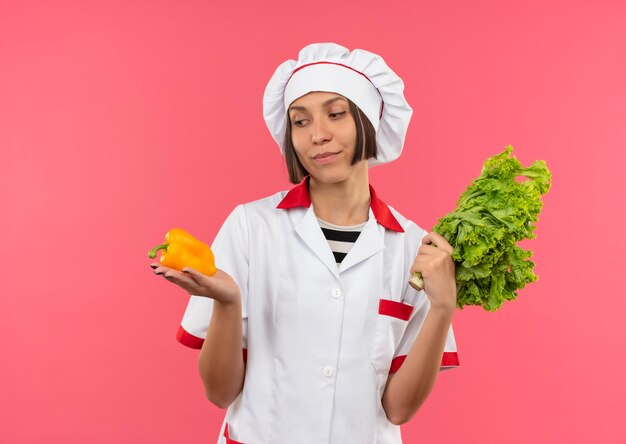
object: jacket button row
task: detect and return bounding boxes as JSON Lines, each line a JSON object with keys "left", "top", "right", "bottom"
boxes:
{"left": 322, "top": 366, "right": 335, "bottom": 377}
{"left": 331, "top": 288, "right": 343, "bottom": 299}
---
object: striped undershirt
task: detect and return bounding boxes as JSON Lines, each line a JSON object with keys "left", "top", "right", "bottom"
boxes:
{"left": 317, "top": 217, "right": 367, "bottom": 265}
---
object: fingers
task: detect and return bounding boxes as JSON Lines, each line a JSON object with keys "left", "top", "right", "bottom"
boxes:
{"left": 418, "top": 244, "right": 440, "bottom": 256}
{"left": 421, "top": 232, "right": 453, "bottom": 255}
{"left": 409, "top": 255, "right": 425, "bottom": 275}
{"left": 410, "top": 249, "right": 455, "bottom": 277}
{"left": 411, "top": 234, "right": 454, "bottom": 275}
{"left": 150, "top": 263, "right": 202, "bottom": 293}
{"left": 151, "top": 262, "right": 171, "bottom": 277}
{"left": 180, "top": 267, "right": 210, "bottom": 286}
{"left": 151, "top": 263, "right": 164, "bottom": 275}
{"left": 410, "top": 254, "right": 439, "bottom": 276}
{"left": 150, "top": 263, "right": 228, "bottom": 300}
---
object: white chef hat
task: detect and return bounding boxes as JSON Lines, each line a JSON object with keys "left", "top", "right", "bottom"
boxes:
{"left": 263, "top": 43, "right": 413, "bottom": 166}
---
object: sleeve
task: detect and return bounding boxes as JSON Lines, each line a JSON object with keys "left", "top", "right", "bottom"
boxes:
{"left": 176, "top": 204, "right": 250, "bottom": 354}
{"left": 389, "top": 292, "right": 460, "bottom": 373}
{"left": 388, "top": 227, "right": 460, "bottom": 374}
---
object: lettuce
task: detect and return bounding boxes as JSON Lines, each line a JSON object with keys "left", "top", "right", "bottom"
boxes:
{"left": 410, "top": 146, "right": 551, "bottom": 311}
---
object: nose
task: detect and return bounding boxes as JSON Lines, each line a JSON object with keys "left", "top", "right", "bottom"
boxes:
{"left": 311, "top": 119, "right": 331, "bottom": 145}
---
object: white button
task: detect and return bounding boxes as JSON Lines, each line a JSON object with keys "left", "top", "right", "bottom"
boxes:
{"left": 331, "top": 288, "right": 343, "bottom": 299}
{"left": 322, "top": 366, "right": 334, "bottom": 377}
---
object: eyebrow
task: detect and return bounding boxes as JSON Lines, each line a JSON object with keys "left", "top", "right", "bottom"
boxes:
{"left": 288, "top": 96, "right": 348, "bottom": 112}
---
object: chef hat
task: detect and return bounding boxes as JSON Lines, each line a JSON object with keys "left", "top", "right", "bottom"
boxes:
{"left": 263, "top": 43, "right": 413, "bottom": 166}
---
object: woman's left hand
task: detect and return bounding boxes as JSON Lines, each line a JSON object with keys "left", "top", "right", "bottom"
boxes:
{"left": 410, "top": 232, "right": 457, "bottom": 312}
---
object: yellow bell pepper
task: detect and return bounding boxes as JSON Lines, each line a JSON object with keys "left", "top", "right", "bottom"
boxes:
{"left": 148, "top": 228, "right": 216, "bottom": 276}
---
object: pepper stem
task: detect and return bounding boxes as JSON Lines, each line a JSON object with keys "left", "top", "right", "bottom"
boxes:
{"left": 148, "top": 243, "right": 169, "bottom": 259}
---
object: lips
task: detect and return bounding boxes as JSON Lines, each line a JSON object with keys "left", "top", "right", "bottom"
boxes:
{"left": 313, "top": 152, "right": 339, "bottom": 159}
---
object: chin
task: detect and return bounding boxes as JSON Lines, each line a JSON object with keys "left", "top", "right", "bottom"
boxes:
{"left": 310, "top": 169, "right": 351, "bottom": 185}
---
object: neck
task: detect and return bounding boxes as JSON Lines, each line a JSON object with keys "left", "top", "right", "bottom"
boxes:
{"left": 308, "top": 167, "right": 371, "bottom": 226}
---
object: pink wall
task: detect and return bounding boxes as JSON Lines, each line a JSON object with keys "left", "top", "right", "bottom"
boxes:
{"left": 2, "top": 0, "right": 624, "bottom": 442}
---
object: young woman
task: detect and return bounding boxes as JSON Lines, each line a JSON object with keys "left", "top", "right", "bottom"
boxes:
{"left": 151, "top": 43, "right": 460, "bottom": 444}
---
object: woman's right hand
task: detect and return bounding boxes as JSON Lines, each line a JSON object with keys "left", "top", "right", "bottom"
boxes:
{"left": 150, "top": 263, "right": 241, "bottom": 305}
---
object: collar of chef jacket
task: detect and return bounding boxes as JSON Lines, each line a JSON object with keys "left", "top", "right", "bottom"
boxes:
{"left": 277, "top": 176, "right": 405, "bottom": 277}
{"left": 276, "top": 176, "right": 404, "bottom": 233}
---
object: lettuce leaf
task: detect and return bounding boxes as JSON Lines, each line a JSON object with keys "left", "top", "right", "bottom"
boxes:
{"left": 431, "top": 146, "right": 551, "bottom": 311}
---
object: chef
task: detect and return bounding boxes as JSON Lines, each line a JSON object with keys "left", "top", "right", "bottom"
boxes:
{"left": 152, "top": 42, "right": 460, "bottom": 444}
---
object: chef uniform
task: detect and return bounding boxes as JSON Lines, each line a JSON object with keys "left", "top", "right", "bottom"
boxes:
{"left": 177, "top": 43, "right": 460, "bottom": 444}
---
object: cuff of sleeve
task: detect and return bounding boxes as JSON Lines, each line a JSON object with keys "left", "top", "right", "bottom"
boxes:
{"left": 176, "top": 326, "right": 249, "bottom": 367}
{"left": 441, "top": 351, "right": 460, "bottom": 367}
{"left": 176, "top": 325, "right": 204, "bottom": 349}
{"left": 389, "top": 351, "right": 460, "bottom": 373}
{"left": 224, "top": 423, "right": 245, "bottom": 444}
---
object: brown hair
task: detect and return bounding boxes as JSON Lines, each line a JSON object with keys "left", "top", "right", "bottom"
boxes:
{"left": 283, "top": 99, "right": 378, "bottom": 184}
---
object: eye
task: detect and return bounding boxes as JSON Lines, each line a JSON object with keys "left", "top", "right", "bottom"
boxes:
{"left": 329, "top": 111, "right": 346, "bottom": 119}
{"left": 292, "top": 119, "right": 308, "bottom": 128}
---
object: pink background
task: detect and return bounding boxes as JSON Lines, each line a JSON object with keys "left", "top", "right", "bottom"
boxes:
{"left": 2, "top": 0, "right": 625, "bottom": 442}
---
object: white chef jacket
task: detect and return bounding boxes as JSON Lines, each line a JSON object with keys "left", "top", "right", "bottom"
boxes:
{"left": 177, "top": 178, "right": 459, "bottom": 444}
